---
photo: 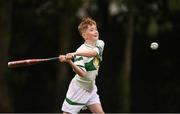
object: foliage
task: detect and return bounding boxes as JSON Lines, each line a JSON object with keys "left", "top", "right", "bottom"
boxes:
{"left": 0, "top": 0, "right": 179, "bottom": 112}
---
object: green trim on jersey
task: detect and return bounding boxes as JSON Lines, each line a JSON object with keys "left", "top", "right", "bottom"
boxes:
{"left": 96, "top": 46, "right": 103, "bottom": 60}
{"left": 65, "top": 97, "right": 85, "bottom": 105}
{"left": 74, "top": 56, "right": 83, "bottom": 62}
{"left": 85, "top": 58, "right": 98, "bottom": 71}
{"left": 85, "top": 59, "right": 96, "bottom": 71}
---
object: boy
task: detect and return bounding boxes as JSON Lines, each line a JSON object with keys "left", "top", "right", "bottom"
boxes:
{"left": 59, "top": 17, "right": 105, "bottom": 114}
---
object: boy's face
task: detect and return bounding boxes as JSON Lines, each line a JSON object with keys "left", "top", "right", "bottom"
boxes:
{"left": 83, "top": 24, "right": 99, "bottom": 42}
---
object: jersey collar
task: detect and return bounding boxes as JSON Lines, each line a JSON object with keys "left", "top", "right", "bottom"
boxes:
{"left": 84, "top": 43, "right": 96, "bottom": 48}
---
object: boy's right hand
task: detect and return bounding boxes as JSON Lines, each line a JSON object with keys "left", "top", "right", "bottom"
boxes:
{"left": 59, "top": 55, "right": 66, "bottom": 62}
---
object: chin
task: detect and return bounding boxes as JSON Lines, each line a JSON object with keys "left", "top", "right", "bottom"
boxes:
{"left": 95, "top": 37, "right": 99, "bottom": 40}
{"left": 94, "top": 39, "right": 98, "bottom": 42}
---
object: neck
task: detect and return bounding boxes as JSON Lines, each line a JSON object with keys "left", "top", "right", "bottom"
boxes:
{"left": 85, "top": 40, "right": 96, "bottom": 46}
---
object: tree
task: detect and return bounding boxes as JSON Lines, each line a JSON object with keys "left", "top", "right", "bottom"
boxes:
{"left": 118, "top": 1, "right": 134, "bottom": 112}
{"left": 55, "top": 0, "right": 83, "bottom": 112}
{"left": 0, "top": 0, "right": 13, "bottom": 112}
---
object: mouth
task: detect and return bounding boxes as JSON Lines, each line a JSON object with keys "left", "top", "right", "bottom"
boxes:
{"left": 94, "top": 35, "right": 98, "bottom": 38}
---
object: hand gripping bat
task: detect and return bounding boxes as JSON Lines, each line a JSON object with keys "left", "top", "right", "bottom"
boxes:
{"left": 8, "top": 57, "right": 59, "bottom": 68}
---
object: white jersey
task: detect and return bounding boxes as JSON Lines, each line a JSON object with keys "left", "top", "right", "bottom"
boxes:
{"left": 73, "top": 40, "right": 105, "bottom": 91}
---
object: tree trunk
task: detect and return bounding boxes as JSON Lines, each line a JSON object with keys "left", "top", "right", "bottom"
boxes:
{"left": 54, "top": 0, "right": 82, "bottom": 111}
{"left": 0, "top": 0, "right": 13, "bottom": 112}
{"left": 118, "top": 7, "right": 134, "bottom": 112}
{"left": 55, "top": 13, "right": 72, "bottom": 111}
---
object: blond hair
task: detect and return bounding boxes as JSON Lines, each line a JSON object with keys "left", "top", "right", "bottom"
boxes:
{"left": 78, "top": 17, "right": 97, "bottom": 36}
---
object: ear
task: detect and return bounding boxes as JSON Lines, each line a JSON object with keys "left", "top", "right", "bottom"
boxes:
{"left": 82, "top": 33, "right": 87, "bottom": 40}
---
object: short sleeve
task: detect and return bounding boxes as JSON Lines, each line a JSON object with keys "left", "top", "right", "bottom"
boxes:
{"left": 93, "top": 40, "right": 105, "bottom": 61}
{"left": 74, "top": 55, "right": 86, "bottom": 72}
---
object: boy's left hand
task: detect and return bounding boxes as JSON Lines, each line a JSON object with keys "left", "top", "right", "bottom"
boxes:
{"left": 65, "top": 53, "right": 75, "bottom": 60}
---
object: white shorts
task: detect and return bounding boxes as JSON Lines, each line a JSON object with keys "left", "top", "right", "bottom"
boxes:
{"left": 61, "top": 79, "right": 100, "bottom": 113}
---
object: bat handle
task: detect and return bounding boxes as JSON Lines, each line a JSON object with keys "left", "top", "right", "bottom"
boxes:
{"left": 47, "top": 57, "right": 59, "bottom": 61}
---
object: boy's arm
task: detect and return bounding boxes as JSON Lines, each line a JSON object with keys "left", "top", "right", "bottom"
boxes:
{"left": 59, "top": 55, "right": 86, "bottom": 77}
{"left": 67, "top": 60, "right": 86, "bottom": 77}
{"left": 66, "top": 40, "right": 105, "bottom": 59}
{"left": 64, "top": 50, "right": 97, "bottom": 60}
{"left": 76, "top": 50, "right": 97, "bottom": 57}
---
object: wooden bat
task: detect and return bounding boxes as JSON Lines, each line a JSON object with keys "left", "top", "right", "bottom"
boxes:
{"left": 8, "top": 57, "right": 59, "bottom": 68}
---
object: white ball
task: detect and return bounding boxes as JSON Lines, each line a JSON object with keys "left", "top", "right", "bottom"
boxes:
{"left": 150, "top": 42, "right": 159, "bottom": 50}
